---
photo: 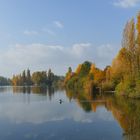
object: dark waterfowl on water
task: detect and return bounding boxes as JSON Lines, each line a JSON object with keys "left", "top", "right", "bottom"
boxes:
{"left": 59, "top": 99, "right": 63, "bottom": 104}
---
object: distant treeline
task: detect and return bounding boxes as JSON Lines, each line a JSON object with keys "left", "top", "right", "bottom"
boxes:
{"left": 12, "top": 69, "right": 64, "bottom": 87}
{"left": 0, "top": 76, "right": 11, "bottom": 86}
{"left": 65, "top": 12, "right": 140, "bottom": 98}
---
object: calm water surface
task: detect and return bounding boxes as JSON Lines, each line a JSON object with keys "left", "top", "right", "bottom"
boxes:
{"left": 0, "top": 86, "right": 140, "bottom": 140}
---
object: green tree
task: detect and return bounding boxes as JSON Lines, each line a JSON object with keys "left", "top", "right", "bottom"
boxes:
{"left": 32, "top": 71, "right": 47, "bottom": 86}
{"left": 26, "top": 69, "right": 32, "bottom": 85}
{"left": 22, "top": 70, "right": 26, "bottom": 85}
{"left": 48, "top": 69, "right": 54, "bottom": 86}
{"left": 79, "top": 61, "right": 91, "bottom": 77}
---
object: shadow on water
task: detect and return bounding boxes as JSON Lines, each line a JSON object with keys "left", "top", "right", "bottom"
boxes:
{"left": 65, "top": 89, "right": 140, "bottom": 140}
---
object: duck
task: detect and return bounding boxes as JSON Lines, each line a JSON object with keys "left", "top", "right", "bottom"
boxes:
{"left": 59, "top": 99, "right": 63, "bottom": 104}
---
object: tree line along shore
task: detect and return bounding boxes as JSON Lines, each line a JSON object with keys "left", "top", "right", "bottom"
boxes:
{"left": 0, "top": 69, "right": 64, "bottom": 88}
{"left": 65, "top": 12, "right": 140, "bottom": 98}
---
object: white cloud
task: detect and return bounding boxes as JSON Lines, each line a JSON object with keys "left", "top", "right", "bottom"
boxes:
{"left": 23, "top": 30, "right": 39, "bottom": 36}
{"left": 0, "top": 43, "right": 120, "bottom": 77}
{"left": 54, "top": 21, "right": 64, "bottom": 29}
{"left": 23, "top": 21, "right": 63, "bottom": 37}
{"left": 42, "top": 28, "right": 56, "bottom": 36}
{"left": 113, "top": 0, "right": 140, "bottom": 8}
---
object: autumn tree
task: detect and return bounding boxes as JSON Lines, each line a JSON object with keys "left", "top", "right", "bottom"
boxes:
{"left": 136, "top": 12, "right": 140, "bottom": 73}
{"left": 136, "top": 12, "right": 140, "bottom": 45}
{"left": 32, "top": 71, "right": 47, "bottom": 86}
{"left": 89, "top": 64, "right": 104, "bottom": 84}
{"left": 11, "top": 69, "right": 60, "bottom": 87}
{"left": 75, "top": 64, "right": 82, "bottom": 74}
{"left": 64, "top": 67, "right": 73, "bottom": 84}
{"left": 122, "top": 19, "right": 136, "bottom": 79}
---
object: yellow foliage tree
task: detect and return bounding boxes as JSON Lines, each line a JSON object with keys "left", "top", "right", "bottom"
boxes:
{"left": 75, "top": 64, "right": 82, "bottom": 74}
{"left": 89, "top": 64, "right": 104, "bottom": 84}
{"left": 136, "top": 12, "right": 140, "bottom": 42}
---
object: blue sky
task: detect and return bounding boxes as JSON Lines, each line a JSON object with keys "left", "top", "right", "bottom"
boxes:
{"left": 0, "top": 0, "right": 140, "bottom": 77}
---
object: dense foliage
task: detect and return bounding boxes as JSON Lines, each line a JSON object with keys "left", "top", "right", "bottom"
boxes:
{"left": 0, "top": 76, "right": 11, "bottom": 86}
{"left": 110, "top": 12, "right": 140, "bottom": 98}
{"left": 12, "top": 69, "right": 64, "bottom": 87}
{"left": 65, "top": 61, "right": 105, "bottom": 93}
{"left": 65, "top": 12, "right": 140, "bottom": 98}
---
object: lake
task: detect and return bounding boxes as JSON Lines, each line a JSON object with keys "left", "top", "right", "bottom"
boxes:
{"left": 0, "top": 86, "right": 139, "bottom": 140}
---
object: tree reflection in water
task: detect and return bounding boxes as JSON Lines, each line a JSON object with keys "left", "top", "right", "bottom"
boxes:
{"left": 12, "top": 86, "right": 57, "bottom": 101}
{"left": 66, "top": 89, "right": 140, "bottom": 140}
